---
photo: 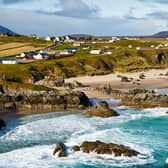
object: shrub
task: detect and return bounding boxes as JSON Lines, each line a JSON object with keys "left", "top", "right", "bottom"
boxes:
{"left": 4, "top": 74, "right": 22, "bottom": 83}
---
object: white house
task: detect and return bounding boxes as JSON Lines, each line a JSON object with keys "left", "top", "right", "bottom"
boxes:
{"left": 33, "top": 53, "right": 49, "bottom": 60}
{"left": 90, "top": 50, "right": 103, "bottom": 55}
{"left": 136, "top": 47, "right": 141, "bottom": 51}
{"left": 73, "top": 42, "right": 81, "bottom": 47}
{"left": 128, "top": 45, "right": 133, "bottom": 49}
{"left": 55, "top": 37, "right": 60, "bottom": 42}
{"left": 59, "top": 50, "right": 73, "bottom": 55}
{"left": 19, "top": 51, "right": 36, "bottom": 58}
{"left": 1, "top": 59, "right": 18, "bottom": 64}
{"left": 65, "top": 36, "right": 70, "bottom": 40}
{"left": 92, "top": 41, "right": 96, "bottom": 44}
{"left": 109, "top": 39, "right": 115, "bottom": 43}
{"left": 45, "top": 36, "right": 51, "bottom": 41}
{"left": 104, "top": 51, "right": 112, "bottom": 55}
{"left": 82, "top": 46, "right": 90, "bottom": 50}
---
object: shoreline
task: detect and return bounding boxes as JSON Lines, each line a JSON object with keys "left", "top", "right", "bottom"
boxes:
{"left": 65, "top": 68, "right": 168, "bottom": 98}
{"left": 1, "top": 68, "right": 168, "bottom": 119}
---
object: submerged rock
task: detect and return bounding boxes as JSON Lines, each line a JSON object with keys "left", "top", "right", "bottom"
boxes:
{"left": 0, "top": 119, "right": 6, "bottom": 130}
{"left": 84, "top": 101, "right": 119, "bottom": 118}
{"left": 53, "top": 143, "right": 67, "bottom": 157}
{"left": 72, "top": 141, "right": 139, "bottom": 157}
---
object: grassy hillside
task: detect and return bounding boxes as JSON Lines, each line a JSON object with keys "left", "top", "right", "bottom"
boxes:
{"left": 0, "top": 35, "right": 52, "bottom": 57}
{"left": 0, "top": 37, "right": 168, "bottom": 90}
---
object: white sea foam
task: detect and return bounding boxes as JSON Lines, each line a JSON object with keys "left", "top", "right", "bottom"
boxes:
{"left": 0, "top": 114, "right": 95, "bottom": 142}
{"left": 0, "top": 105, "right": 167, "bottom": 167}
{"left": 166, "top": 158, "right": 168, "bottom": 164}
{"left": 0, "top": 144, "right": 155, "bottom": 168}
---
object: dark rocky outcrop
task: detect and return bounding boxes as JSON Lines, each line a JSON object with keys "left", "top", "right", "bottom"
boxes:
{"left": 97, "top": 86, "right": 168, "bottom": 108}
{"left": 53, "top": 143, "right": 67, "bottom": 157}
{"left": 53, "top": 141, "right": 139, "bottom": 158}
{"left": 74, "top": 141, "right": 139, "bottom": 157}
{"left": 0, "top": 85, "right": 90, "bottom": 114}
{"left": 0, "top": 119, "right": 6, "bottom": 130}
{"left": 84, "top": 101, "right": 119, "bottom": 118}
{"left": 73, "top": 141, "right": 139, "bottom": 157}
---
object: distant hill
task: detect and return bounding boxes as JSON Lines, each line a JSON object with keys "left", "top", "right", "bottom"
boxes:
{"left": 152, "top": 31, "right": 168, "bottom": 38}
{"left": 0, "top": 25, "right": 15, "bottom": 35}
{"left": 68, "top": 34, "right": 93, "bottom": 38}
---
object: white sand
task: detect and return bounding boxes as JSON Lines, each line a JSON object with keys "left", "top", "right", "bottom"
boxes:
{"left": 65, "top": 69, "right": 168, "bottom": 90}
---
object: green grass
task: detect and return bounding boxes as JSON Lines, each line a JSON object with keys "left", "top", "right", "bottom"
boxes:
{"left": 0, "top": 35, "right": 52, "bottom": 47}
{"left": 0, "top": 81, "right": 57, "bottom": 92}
{"left": 0, "top": 37, "right": 168, "bottom": 90}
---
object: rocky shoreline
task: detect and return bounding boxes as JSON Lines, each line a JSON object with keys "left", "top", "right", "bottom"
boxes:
{"left": 0, "top": 85, "right": 90, "bottom": 116}
{"left": 96, "top": 86, "right": 168, "bottom": 108}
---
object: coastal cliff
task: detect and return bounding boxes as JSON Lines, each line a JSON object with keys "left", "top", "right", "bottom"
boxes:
{"left": 0, "top": 85, "right": 90, "bottom": 115}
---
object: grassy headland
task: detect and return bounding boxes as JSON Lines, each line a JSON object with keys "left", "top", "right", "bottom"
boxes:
{"left": 0, "top": 36, "right": 168, "bottom": 90}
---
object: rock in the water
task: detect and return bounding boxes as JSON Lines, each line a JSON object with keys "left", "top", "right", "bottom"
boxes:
{"left": 71, "top": 145, "right": 80, "bottom": 152}
{"left": 53, "top": 143, "right": 67, "bottom": 157}
{"left": 72, "top": 141, "right": 139, "bottom": 157}
{"left": 0, "top": 119, "right": 6, "bottom": 130}
{"left": 84, "top": 101, "right": 119, "bottom": 118}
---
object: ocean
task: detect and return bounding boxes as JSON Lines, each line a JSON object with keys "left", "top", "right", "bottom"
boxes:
{"left": 0, "top": 99, "right": 168, "bottom": 168}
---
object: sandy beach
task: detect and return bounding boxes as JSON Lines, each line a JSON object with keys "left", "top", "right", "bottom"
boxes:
{"left": 65, "top": 68, "right": 168, "bottom": 98}
{"left": 1, "top": 69, "right": 168, "bottom": 118}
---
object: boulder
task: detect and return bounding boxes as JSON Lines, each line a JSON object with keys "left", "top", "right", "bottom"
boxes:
{"left": 72, "top": 141, "right": 139, "bottom": 157}
{"left": 35, "top": 75, "right": 65, "bottom": 87}
{"left": 84, "top": 101, "right": 119, "bottom": 118}
{"left": 0, "top": 119, "right": 6, "bottom": 130}
{"left": 71, "top": 145, "right": 80, "bottom": 152}
{"left": 53, "top": 143, "right": 67, "bottom": 157}
{"left": 139, "top": 73, "right": 145, "bottom": 79}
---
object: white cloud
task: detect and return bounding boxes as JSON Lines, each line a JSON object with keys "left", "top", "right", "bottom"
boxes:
{"left": 0, "top": 8, "right": 160, "bottom": 36}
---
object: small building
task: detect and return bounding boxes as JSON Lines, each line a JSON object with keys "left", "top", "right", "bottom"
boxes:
{"left": 109, "top": 39, "right": 115, "bottom": 43}
{"left": 59, "top": 50, "right": 73, "bottom": 55}
{"left": 82, "top": 46, "right": 90, "bottom": 50}
{"left": 136, "top": 47, "right": 141, "bottom": 51}
{"left": 73, "top": 42, "right": 81, "bottom": 47}
{"left": 45, "top": 36, "right": 51, "bottom": 41}
{"left": 90, "top": 49, "right": 103, "bottom": 55}
{"left": 33, "top": 53, "right": 49, "bottom": 60}
{"left": 104, "top": 51, "right": 112, "bottom": 55}
{"left": 92, "top": 41, "right": 96, "bottom": 44}
{"left": 55, "top": 37, "right": 60, "bottom": 42}
{"left": 20, "top": 51, "right": 37, "bottom": 58}
{"left": 128, "top": 45, "right": 133, "bottom": 49}
{"left": 1, "top": 59, "right": 18, "bottom": 64}
{"left": 66, "top": 48, "right": 80, "bottom": 53}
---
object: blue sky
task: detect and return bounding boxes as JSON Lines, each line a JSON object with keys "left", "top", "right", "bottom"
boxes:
{"left": 0, "top": 0, "right": 167, "bottom": 36}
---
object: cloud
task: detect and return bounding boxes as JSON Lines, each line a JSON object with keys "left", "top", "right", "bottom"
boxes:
{"left": 1, "top": 0, "right": 99, "bottom": 18}
{"left": 2, "top": 0, "right": 30, "bottom": 4}
{"left": 138, "top": 0, "right": 168, "bottom": 4}
{"left": 0, "top": 8, "right": 159, "bottom": 36}
{"left": 147, "top": 11, "right": 168, "bottom": 20}
{"left": 53, "top": 0, "right": 99, "bottom": 18}
{"left": 124, "top": 7, "right": 146, "bottom": 20}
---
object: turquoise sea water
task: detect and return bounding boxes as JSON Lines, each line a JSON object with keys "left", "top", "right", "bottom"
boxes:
{"left": 0, "top": 100, "right": 168, "bottom": 168}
